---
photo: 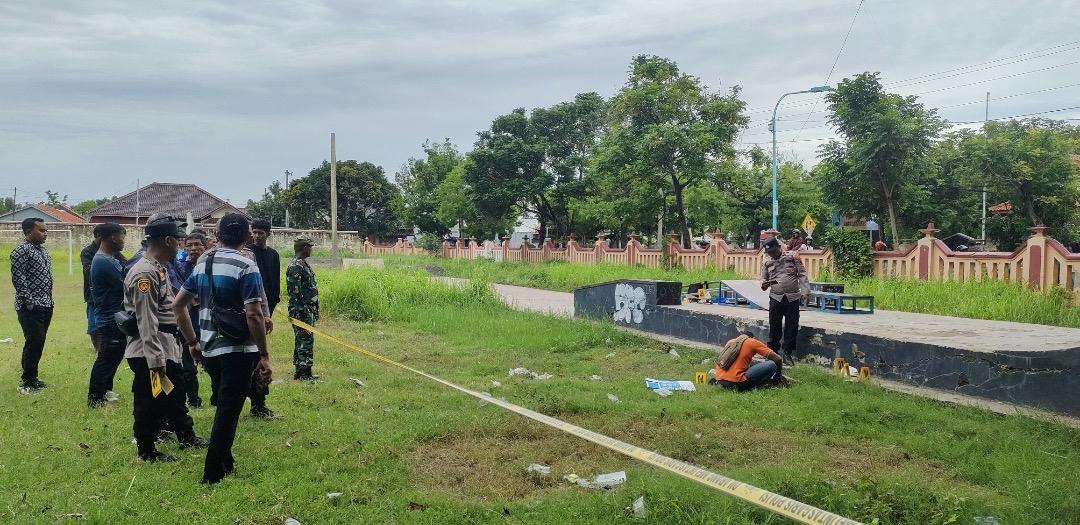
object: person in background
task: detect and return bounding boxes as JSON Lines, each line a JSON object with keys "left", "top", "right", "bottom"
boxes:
{"left": 178, "top": 231, "right": 208, "bottom": 409}
{"left": 874, "top": 240, "right": 887, "bottom": 251}
{"left": 11, "top": 218, "right": 54, "bottom": 394}
{"left": 786, "top": 229, "right": 803, "bottom": 251}
{"left": 87, "top": 223, "right": 128, "bottom": 407}
{"left": 81, "top": 225, "right": 103, "bottom": 353}
{"left": 247, "top": 219, "right": 281, "bottom": 314}
{"left": 287, "top": 237, "right": 319, "bottom": 380}
{"left": 760, "top": 236, "right": 810, "bottom": 365}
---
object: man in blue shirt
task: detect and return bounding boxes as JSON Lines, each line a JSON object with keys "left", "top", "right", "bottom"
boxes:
{"left": 87, "top": 223, "right": 128, "bottom": 407}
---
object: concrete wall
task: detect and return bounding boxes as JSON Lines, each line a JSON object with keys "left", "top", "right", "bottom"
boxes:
{"left": 0, "top": 222, "right": 359, "bottom": 252}
{"left": 574, "top": 279, "right": 1080, "bottom": 418}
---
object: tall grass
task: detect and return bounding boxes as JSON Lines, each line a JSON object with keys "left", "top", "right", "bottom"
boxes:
{"left": 844, "top": 277, "right": 1080, "bottom": 328}
{"left": 320, "top": 266, "right": 501, "bottom": 322}
{"left": 379, "top": 254, "right": 743, "bottom": 292}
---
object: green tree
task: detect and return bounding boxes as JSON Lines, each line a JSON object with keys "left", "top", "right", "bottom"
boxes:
{"left": 246, "top": 180, "right": 289, "bottom": 227}
{"left": 959, "top": 119, "right": 1080, "bottom": 249}
{"left": 693, "top": 148, "right": 827, "bottom": 248}
{"left": 396, "top": 139, "right": 463, "bottom": 236}
{"left": 434, "top": 160, "right": 514, "bottom": 241}
{"left": 285, "top": 160, "right": 401, "bottom": 241}
{"left": 45, "top": 190, "right": 67, "bottom": 206}
{"left": 817, "top": 72, "right": 947, "bottom": 248}
{"left": 465, "top": 93, "right": 607, "bottom": 241}
{"left": 71, "top": 198, "right": 111, "bottom": 216}
{"left": 593, "top": 55, "right": 747, "bottom": 246}
{"left": 0, "top": 197, "right": 15, "bottom": 215}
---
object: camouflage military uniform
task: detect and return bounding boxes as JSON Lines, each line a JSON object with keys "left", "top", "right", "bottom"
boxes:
{"left": 286, "top": 256, "right": 319, "bottom": 373}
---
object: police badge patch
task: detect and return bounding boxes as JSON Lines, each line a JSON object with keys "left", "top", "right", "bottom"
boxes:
{"left": 137, "top": 278, "right": 151, "bottom": 293}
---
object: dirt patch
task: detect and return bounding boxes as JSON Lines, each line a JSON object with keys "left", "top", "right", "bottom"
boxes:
{"left": 408, "top": 425, "right": 621, "bottom": 501}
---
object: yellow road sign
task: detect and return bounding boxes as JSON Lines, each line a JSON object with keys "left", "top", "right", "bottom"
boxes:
{"left": 801, "top": 214, "right": 817, "bottom": 233}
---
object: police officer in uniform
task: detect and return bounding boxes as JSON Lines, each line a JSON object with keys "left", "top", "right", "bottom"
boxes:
{"left": 286, "top": 237, "right": 319, "bottom": 380}
{"left": 760, "top": 236, "right": 810, "bottom": 365}
{"left": 123, "top": 216, "right": 207, "bottom": 462}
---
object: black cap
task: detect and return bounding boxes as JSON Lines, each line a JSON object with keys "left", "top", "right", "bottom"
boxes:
{"left": 145, "top": 215, "right": 188, "bottom": 239}
{"left": 762, "top": 237, "right": 780, "bottom": 251}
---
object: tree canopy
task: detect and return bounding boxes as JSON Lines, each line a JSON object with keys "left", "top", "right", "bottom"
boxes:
{"left": 816, "top": 72, "right": 947, "bottom": 248}
{"left": 593, "top": 55, "right": 747, "bottom": 246}
{"left": 286, "top": 160, "right": 401, "bottom": 240}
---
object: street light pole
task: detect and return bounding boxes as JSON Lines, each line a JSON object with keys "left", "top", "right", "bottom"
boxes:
{"left": 771, "top": 85, "right": 833, "bottom": 231}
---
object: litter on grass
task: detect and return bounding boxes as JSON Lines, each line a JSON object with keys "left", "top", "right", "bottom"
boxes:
{"left": 509, "top": 367, "right": 553, "bottom": 380}
{"left": 631, "top": 496, "right": 645, "bottom": 517}
{"left": 526, "top": 464, "right": 551, "bottom": 475}
{"left": 645, "top": 378, "right": 696, "bottom": 392}
{"left": 589, "top": 374, "right": 602, "bottom": 381}
{"left": 0, "top": 337, "right": 13, "bottom": 343}
{"left": 327, "top": 492, "right": 343, "bottom": 499}
{"left": 654, "top": 389, "right": 673, "bottom": 397}
{"left": 564, "top": 471, "right": 627, "bottom": 489}
{"left": 607, "top": 393, "right": 619, "bottom": 403}
{"left": 350, "top": 378, "right": 367, "bottom": 387}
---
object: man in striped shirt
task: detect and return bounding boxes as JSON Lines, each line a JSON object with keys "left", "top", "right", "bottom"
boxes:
{"left": 174, "top": 213, "right": 272, "bottom": 484}
{"left": 10, "top": 218, "right": 54, "bottom": 394}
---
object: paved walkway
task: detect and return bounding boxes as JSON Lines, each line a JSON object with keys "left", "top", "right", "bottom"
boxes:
{"left": 436, "top": 277, "right": 1080, "bottom": 427}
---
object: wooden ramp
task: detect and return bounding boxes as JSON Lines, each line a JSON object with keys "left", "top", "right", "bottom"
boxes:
{"left": 717, "top": 280, "right": 771, "bottom": 310}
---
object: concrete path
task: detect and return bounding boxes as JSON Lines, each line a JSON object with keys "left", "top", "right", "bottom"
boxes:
{"left": 433, "top": 276, "right": 1080, "bottom": 427}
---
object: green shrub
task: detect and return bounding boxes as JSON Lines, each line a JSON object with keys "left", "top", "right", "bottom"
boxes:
{"left": 320, "top": 266, "right": 499, "bottom": 322}
{"left": 824, "top": 227, "right": 873, "bottom": 278}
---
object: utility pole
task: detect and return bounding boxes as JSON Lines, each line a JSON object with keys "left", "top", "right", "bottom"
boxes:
{"left": 135, "top": 178, "right": 140, "bottom": 225}
{"left": 981, "top": 91, "right": 989, "bottom": 242}
{"left": 330, "top": 133, "right": 339, "bottom": 268}
{"left": 284, "top": 170, "right": 291, "bottom": 229}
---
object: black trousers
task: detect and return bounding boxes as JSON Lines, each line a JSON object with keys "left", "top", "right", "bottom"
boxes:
{"left": 128, "top": 357, "right": 195, "bottom": 455}
{"left": 206, "top": 360, "right": 267, "bottom": 409}
{"left": 768, "top": 296, "right": 801, "bottom": 357}
{"left": 17, "top": 306, "right": 53, "bottom": 384}
{"left": 88, "top": 324, "right": 126, "bottom": 404}
{"left": 177, "top": 336, "right": 202, "bottom": 406}
{"left": 202, "top": 352, "right": 259, "bottom": 483}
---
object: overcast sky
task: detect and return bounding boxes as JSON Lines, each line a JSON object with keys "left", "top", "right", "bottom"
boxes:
{"left": 2, "top": 0, "right": 1078, "bottom": 209}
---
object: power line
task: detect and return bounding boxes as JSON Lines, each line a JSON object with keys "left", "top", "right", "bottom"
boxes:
{"left": 885, "top": 40, "right": 1080, "bottom": 87}
{"left": 742, "top": 39, "right": 1080, "bottom": 116}
{"left": 824, "top": 0, "right": 865, "bottom": 86}
{"left": 935, "top": 82, "right": 1080, "bottom": 110}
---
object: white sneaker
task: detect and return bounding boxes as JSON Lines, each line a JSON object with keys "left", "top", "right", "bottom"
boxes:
{"left": 104, "top": 390, "right": 120, "bottom": 402}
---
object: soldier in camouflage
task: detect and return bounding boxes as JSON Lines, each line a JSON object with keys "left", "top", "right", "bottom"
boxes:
{"left": 287, "top": 237, "right": 319, "bottom": 380}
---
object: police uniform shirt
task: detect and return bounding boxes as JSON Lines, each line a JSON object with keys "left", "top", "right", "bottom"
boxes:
{"left": 761, "top": 250, "right": 810, "bottom": 302}
{"left": 123, "top": 255, "right": 181, "bottom": 368}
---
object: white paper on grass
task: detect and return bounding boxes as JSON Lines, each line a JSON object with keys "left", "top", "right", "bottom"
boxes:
{"left": 644, "top": 378, "right": 696, "bottom": 392}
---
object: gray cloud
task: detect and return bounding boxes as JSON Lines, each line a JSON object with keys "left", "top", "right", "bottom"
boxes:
{"left": 1, "top": 0, "right": 1077, "bottom": 205}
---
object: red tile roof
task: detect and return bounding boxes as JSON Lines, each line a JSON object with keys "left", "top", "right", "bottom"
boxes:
{"left": 37, "top": 204, "right": 88, "bottom": 223}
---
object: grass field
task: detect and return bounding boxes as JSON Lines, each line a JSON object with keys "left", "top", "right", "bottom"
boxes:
{"left": 2, "top": 246, "right": 1079, "bottom": 524}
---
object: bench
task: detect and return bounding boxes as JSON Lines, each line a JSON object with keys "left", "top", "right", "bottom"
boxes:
{"left": 808, "top": 292, "right": 874, "bottom": 314}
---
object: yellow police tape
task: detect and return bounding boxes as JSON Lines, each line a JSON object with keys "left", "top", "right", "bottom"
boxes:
{"left": 279, "top": 312, "right": 863, "bottom": 525}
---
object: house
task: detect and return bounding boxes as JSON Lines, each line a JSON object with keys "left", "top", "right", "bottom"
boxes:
{"left": 0, "top": 204, "right": 88, "bottom": 224}
{"left": 87, "top": 182, "right": 247, "bottom": 226}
